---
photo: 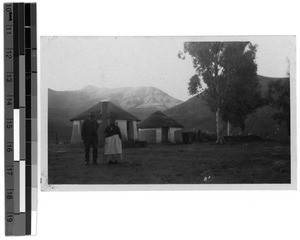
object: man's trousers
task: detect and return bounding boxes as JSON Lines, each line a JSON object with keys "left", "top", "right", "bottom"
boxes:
{"left": 84, "top": 139, "right": 98, "bottom": 163}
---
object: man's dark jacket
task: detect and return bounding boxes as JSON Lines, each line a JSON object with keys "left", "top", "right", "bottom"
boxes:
{"left": 81, "top": 118, "right": 99, "bottom": 142}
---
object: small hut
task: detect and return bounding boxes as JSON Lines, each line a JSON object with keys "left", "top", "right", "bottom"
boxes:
{"left": 138, "top": 111, "right": 183, "bottom": 144}
{"left": 70, "top": 101, "right": 140, "bottom": 144}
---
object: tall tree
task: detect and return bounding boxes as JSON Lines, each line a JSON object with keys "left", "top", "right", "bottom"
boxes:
{"left": 222, "top": 48, "right": 262, "bottom": 134}
{"left": 181, "top": 42, "right": 259, "bottom": 143}
{"left": 267, "top": 79, "right": 290, "bottom": 136}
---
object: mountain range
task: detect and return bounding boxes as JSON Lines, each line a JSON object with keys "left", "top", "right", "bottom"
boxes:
{"left": 48, "top": 75, "right": 290, "bottom": 142}
{"left": 48, "top": 86, "right": 183, "bottom": 141}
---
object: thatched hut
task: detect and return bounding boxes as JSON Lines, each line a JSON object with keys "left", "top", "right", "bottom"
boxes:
{"left": 138, "top": 111, "right": 183, "bottom": 144}
{"left": 70, "top": 101, "right": 140, "bottom": 144}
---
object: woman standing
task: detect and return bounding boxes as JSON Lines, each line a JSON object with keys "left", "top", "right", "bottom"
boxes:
{"left": 104, "top": 116, "right": 122, "bottom": 164}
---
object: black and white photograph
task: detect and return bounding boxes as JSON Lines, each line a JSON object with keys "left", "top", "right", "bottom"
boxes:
{"left": 41, "top": 36, "right": 295, "bottom": 188}
{"left": 1, "top": 0, "right": 300, "bottom": 239}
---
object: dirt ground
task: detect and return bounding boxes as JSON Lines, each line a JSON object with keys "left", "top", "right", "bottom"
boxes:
{"left": 48, "top": 141, "right": 291, "bottom": 184}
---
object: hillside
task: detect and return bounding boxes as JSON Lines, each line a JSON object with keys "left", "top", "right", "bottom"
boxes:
{"left": 49, "top": 75, "right": 290, "bottom": 142}
{"left": 164, "top": 75, "right": 290, "bottom": 141}
{"left": 164, "top": 95, "right": 215, "bottom": 131}
{"left": 49, "top": 86, "right": 182, "bottom": 117}
{"left": 48, "top": 86, "right": 183, "bottom": 142}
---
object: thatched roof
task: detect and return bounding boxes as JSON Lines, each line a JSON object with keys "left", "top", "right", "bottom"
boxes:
{"left": 138, "top": 111, "right": 183, "bottom": 129}
{"left": 70, "top": 102, "right": 140, "bottom": 121}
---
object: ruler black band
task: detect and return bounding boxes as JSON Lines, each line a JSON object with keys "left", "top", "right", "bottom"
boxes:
{"left": 13, "top": 4, "right": 18, "bottom": 56}
{"left": 19, "top": 3, "right": 25, "bottom": 55}
{"left": 13, "top": 3, "right": 19, "bottom": 108}
{"left": 25, "top": 49, "right": 31, "bottom": 72}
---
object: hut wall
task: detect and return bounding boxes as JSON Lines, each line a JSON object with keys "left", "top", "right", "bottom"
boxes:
{"left": 156, "top": 128, "right": 162, "bottom": 143}
{"left": 116, "top": 120, "right": 128, "bottom": 141}
{"left": 174, "top": 129, "right": 183, "bottom": 143}
{"left": 168, "top": 127, "right": 183, "bottom": 143}
{"left": 138, "top": 128, "right": 157, "bottom": 143}
{"left": 98, "top": 124, "right": 107, "bottom": 144}
{"left": 71, "top": 119, "right": 137, "bottom": 143}
{"left": 126, "top": 120, "right": 139, "bottom": 141}
{"left": 71, "top": 120, "right": 82, "bottom": 143}
{"left": 133, "top": 121, "right": 139, "bottom": 140}
{"left": 100, "top": 101, "right": 109, "bottom": 144}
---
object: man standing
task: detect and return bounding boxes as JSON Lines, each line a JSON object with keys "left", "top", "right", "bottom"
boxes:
{"left": 81, "top": 112, "right": 99, "bottom": 165}
{"left": 104, "top": 116, "right": 122, "bottom": 164}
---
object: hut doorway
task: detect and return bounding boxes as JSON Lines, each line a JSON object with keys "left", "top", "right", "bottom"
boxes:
{"left": 127, "top": 121, "right": 135, "bottom": 141}
{"left": 161, "top": 127, "right": 168, "bottom": 143}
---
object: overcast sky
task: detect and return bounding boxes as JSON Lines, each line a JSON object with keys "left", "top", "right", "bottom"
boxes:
{"left": 41, "top": 36, "right": 294, "bottom": 101}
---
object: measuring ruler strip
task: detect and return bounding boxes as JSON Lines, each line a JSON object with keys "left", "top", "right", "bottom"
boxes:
{"left": 14, "top": 3, "right": 25, "bottom": 236}
{"left": 26, "top": 2, "right": 37, "bottom": 235}
{"left": 31, "top": 3, "right": 37, "bottom": 235}
{"left": 4, "top": 2, "right": 15, "bottom": 235}
{"left": 25, "top": 4, "right": 32, "bottom": 234}
{"left": 4, "top": 2, "right": 37, "bottom": 236}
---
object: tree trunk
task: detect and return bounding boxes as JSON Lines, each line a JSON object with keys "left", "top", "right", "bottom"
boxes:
{"left": 216, "top": 108, "right": 224, "bottom": 144}
{"left": 241, "top": 122, "right": 245, "bottom": 135}
{"left": 227, "top": 121, "right": 232, "bottom": 136}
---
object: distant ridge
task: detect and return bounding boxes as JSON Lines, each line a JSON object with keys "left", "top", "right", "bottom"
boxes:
{"left": 164, "top": 75, "right": 290, "bottom": 141}
{"left": 48, "top": 86, "right": 183, "bottom": 142}
{"left": 48, "top": 75, "right": 290, "bottom": 142}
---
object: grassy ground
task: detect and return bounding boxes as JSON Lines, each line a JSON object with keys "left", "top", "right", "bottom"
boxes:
{"left": 48, "top": 141, "right": 290, "bottom": 184}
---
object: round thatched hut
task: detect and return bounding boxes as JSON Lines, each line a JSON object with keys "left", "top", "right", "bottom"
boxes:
{"left": 70, "top": 101, "right": 140, "bottom": 144}
{"left": 138, "top": 111, "right": 183, "bottom": 144}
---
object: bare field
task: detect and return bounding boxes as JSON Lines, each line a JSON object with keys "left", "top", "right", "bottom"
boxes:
{"left": 48, "top": 141, "right": 290, "bottom": 184}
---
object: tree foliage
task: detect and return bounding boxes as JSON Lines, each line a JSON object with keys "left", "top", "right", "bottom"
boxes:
{"left": 182, "top": 42, "right": 261, "bottom": 139}
{"left": 266, "top": 79, "right": 290, "bottom": 135}
{"left": 221, "top": 48, "right": 263, "bottom": 132}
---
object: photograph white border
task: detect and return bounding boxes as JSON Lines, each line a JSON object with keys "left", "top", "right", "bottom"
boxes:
{"left": 40, "top": 35, "right": 297, "bottom": 191}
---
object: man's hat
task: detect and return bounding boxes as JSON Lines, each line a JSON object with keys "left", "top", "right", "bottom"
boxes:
{"left": 89, "top": 112, "right": 96, "bottom": 117}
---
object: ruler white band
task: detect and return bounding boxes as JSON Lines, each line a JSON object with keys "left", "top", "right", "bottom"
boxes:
{"left": 19, "top": 161, "right": 26, "bottom": 212}
{"left": 13, "top": 109, "right": 20, "bottom": 161}
{"left": 31, "top": 211, "right": 37, "bottom": 235}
